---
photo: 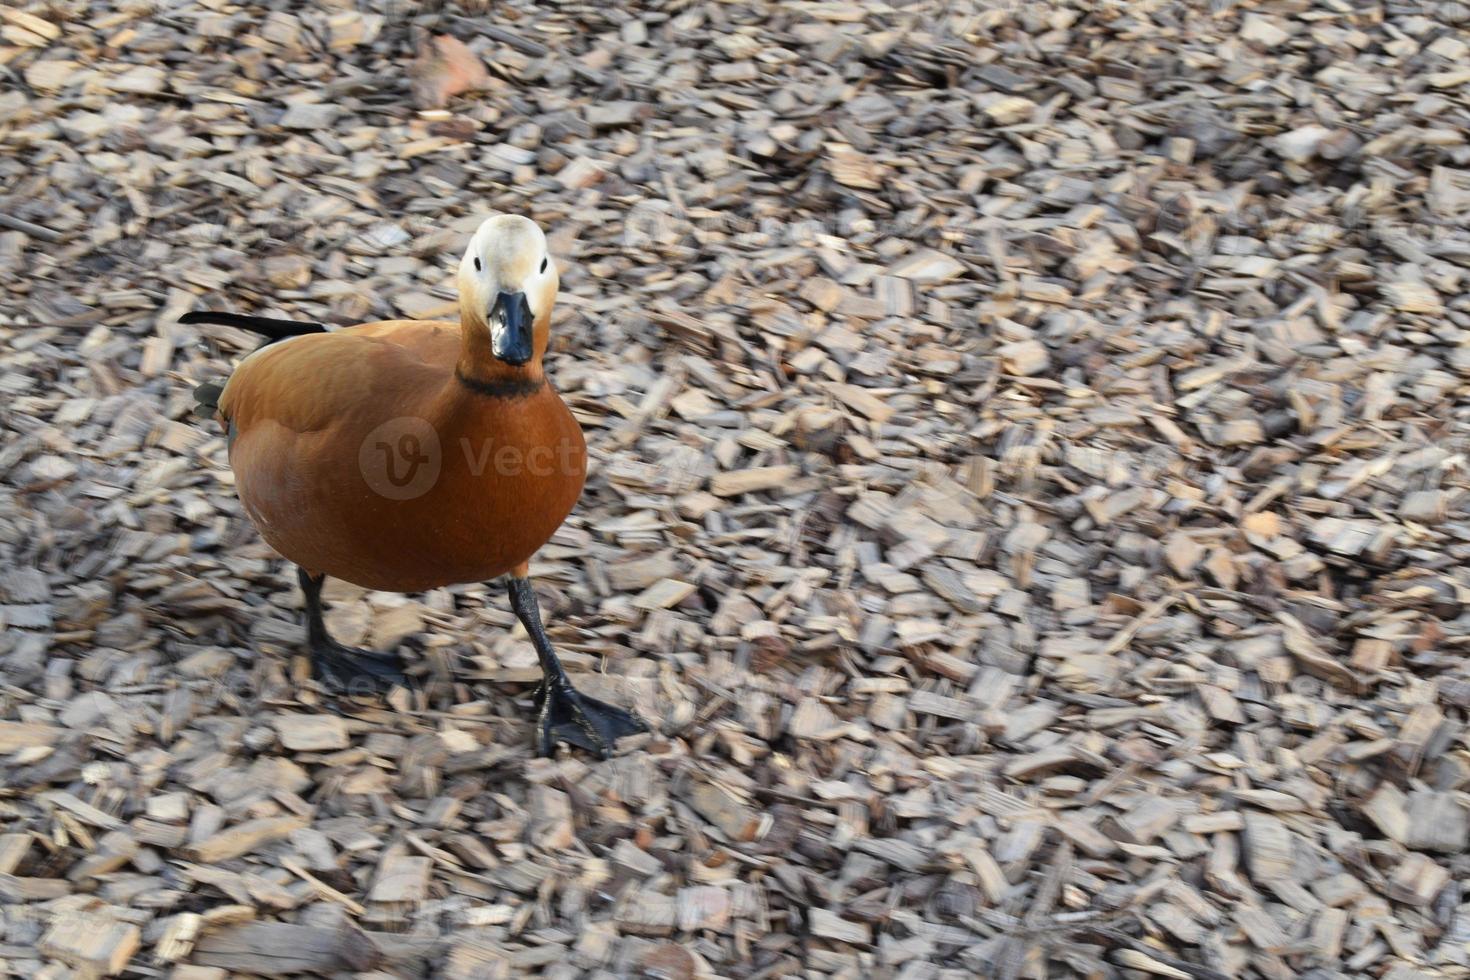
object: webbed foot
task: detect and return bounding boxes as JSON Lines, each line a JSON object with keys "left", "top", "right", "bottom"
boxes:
{"left": 535, "top": 680, "right": 647, "bottom": 758}
{"left": 310, "top": 640, "right": 408, "bottom": 695}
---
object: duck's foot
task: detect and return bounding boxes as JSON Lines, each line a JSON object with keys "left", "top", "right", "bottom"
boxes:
{"left": 309, "top": 640, "right": 408, "bottom": 696}
{"left": 535, "top": 680, "right": 647, "bottom": 758}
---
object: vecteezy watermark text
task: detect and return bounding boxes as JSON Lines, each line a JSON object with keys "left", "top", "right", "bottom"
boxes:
{"left": 359, "top": 416, "right": 581, "bottom": 500}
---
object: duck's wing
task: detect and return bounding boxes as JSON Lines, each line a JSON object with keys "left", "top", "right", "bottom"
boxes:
{"left": 186, "top": 311, "right": 332, "bottom": 425}
{"left": 216, "top": 324, "right": 455, "bottom": 438}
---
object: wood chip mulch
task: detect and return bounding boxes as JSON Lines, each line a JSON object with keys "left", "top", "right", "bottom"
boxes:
{"left": 3, "top": 1, "right": 1470, "bottom": 977}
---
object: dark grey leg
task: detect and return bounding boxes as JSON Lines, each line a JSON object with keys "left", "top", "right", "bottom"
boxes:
{"left": 507, "top": 576, "right": 647, "bottom": 757}
{"left": 299, "top": 567, "right": 407, "bottom": 694}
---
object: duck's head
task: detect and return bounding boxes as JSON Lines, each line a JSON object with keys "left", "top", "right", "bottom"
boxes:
{"left": 458, "top": 214, "right": 558, "bottom": 369}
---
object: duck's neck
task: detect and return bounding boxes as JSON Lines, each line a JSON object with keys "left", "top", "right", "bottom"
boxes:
{"left": 455, "top": 314, "right": 544, "bottom": 398}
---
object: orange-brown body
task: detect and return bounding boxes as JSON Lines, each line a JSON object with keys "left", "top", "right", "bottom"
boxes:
{"left": 218, "top": 318, "right": 585, "bottom": 593}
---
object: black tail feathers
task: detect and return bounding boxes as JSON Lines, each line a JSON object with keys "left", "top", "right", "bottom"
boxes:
{"left": 194, "top": 380, "right": 225, "bottom": 420}
{"left": 179, "top": 310, "right": 328, "bottom": 343}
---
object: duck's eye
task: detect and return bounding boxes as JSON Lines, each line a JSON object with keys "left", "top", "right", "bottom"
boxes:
{"left": 473, "top": 257, "right": 481, "bottom": 272}
{"left": 540, "top": 257, "right": 548, "bottom": 274}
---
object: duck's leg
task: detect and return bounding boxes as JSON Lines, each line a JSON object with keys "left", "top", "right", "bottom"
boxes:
{"left": 506, "top": 573, "right": 647, "bottom": 757}
{"left": 298, "top": 567, "right": 407, "bottom": 693}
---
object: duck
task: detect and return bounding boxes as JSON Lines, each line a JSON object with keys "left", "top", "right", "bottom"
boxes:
{"left": 183, "top": 214, "right": 646, "bottom": 757}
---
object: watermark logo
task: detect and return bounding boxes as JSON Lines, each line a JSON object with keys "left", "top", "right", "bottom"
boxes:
{"left": 359, "top": 417, "right": 442, "bottom": 500}
{"left": 357, "top": 416, "right": 590, "bottom": 500}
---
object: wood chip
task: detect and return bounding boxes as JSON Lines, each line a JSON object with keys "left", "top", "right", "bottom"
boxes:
{"left": 186, "top": 816, "right": 308, "bottom": 863}
{"left": 272, "top": 713, "right": 349, "bottom": 751}
{"left": 39, "top": 914, "right": 140, "bottom": 978}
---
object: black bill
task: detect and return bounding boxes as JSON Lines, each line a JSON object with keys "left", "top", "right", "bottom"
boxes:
{"left": 489, "top": 291, "right": 534, "bottom": 366}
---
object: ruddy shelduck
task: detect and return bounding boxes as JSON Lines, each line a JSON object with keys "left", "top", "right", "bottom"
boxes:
{"left": 184, "top": 214, "right": 646, "bottom": 757}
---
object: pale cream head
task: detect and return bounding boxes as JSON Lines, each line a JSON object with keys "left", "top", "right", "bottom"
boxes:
{"left": 457, "top": 214, "right": 559, "bottom": 367}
